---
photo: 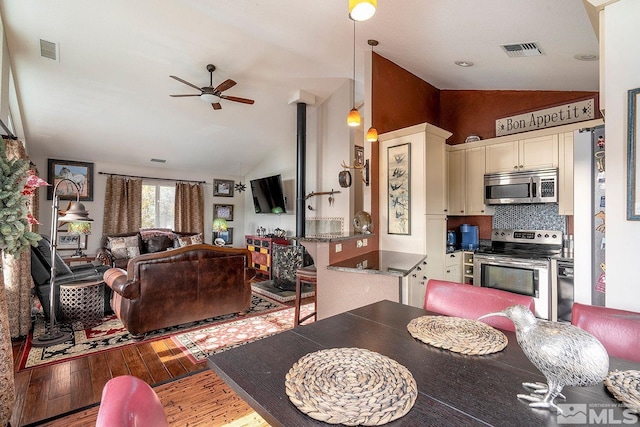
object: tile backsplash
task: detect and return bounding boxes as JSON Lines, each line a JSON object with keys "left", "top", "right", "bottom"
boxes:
{"left": 492, "top": 203, "right": 566, "bottom": 232}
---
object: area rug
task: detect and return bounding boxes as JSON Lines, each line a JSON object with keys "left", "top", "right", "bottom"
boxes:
{"left": 173, "top": 303, "right": 316, "bottom": 363}
{"left": 251, "top": 280, "right": 314, "bottom": 303}
{"left": 18, "top": 293, "right": 285, "bottom": 371}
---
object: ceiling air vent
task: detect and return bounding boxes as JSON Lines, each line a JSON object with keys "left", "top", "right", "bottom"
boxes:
{"left": 39, "top": 39, "right": 58, "bottom": 61}
{"left": 150, "top": 158, "right": 167, "bottom": 163}
{"left": 500, "top": 42, "right": 544, "bottom": 58}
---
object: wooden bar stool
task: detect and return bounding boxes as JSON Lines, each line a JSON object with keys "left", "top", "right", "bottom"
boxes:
{"left": 294, "top": 265, "right": 317, "bottom": 327}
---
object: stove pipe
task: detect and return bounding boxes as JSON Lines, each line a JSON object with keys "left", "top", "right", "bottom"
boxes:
{"left": 295, "top": 102, "right": 306, "bottom": 238}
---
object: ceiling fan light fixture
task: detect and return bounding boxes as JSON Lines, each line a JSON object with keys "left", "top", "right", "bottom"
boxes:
{"left": 366, "top": 126, "right": 378, "bottom": 142}
{"left": 349, "top": 0, "right": 377, "bottom": 21}
{"left": 347, "top": 108, "right": 361, "bottom": 127}
{"left": 200, "top": 93, "right": 219, "bottom": 103}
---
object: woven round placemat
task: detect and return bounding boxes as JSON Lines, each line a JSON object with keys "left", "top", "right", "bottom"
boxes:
{"left": 285, "top": 347, "right": 417, "bottom": 426}
{"left": 604, "top": 370, "right": 640, "bottom": 414}
{"left": 407, "top": 315, "right": 507, "bottom": 355}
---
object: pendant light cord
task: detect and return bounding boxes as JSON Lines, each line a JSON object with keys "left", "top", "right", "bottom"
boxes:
{"left": 352, "top": 19, "right": 356, "bottom": 108}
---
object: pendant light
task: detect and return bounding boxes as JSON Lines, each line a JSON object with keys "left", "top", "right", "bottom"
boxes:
{"left": 349, "top": 0, "right": 377, "bottom": 21}
{"left": 347, "top": 19, "right": 361, "bottom": 127}
{"left": 366, "top": 39, "right": 379, "bottom": 142}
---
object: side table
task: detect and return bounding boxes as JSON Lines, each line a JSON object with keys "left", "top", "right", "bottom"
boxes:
{"left": 59, "top": 279, "right": 105, "bottom": 328}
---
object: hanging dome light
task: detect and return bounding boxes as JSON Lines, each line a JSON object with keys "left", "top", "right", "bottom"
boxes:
{"left": 366, "top": 39, "right": 379, "bottom": 141}
{"left": 347, "top": 19, "right": 361, "bottom": 127}
{"left": 347, "top": 108, "right": 361, "bottom": 127}
{"left": 349, "top": 0, "right": 377, "bottom": 21}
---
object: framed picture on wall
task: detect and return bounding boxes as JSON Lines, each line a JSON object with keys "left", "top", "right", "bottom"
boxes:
{"left": 214, "top": 204, "right": 234, "bottom": 221}
{"left": 387, "top": 143, "right": 411, "bottom": 235}
{"left": 47, "top": 159, "right": 94, "bottom": 201}
{"left": 213, "top": 179, "right": 234, "bottom": 197}
{"left": 56, "top": 231, "right": 86, "bottom": 251}
{"left": 355, "top": 145, "right": 364, "bottom": 167}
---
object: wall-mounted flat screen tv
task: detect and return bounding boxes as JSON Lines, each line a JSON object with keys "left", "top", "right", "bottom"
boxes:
{"left": 250, "top": 174, "right": 287, "bottom": 214}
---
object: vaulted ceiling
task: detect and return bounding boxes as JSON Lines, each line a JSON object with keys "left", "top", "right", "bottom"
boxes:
{"left": 0, "top": 1, "right": 599, "bottom": 175}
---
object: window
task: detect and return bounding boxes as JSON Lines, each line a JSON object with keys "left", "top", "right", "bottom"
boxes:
{"left": 141, "top": 183, "right": 175, "bottom": 228}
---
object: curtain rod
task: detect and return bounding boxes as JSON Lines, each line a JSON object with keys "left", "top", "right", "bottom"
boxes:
{"left": 98, "top": 171, "right": 206, "bottom": 184}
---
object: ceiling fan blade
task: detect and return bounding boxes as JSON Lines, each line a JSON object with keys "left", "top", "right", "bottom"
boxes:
{"left": 212, "top": 103, "right": 222, "bottom": 110}
{"left": 169, "top": 75, "right": 203, "bottom": 92}
{"left": 214, "top": 79, "right": 237, "bottom": 93}
{"left": 170, "top": 94, "right": 201, "bottom": 97}
{"left": 221, "top": 95, "right": 255, "bottom": 105}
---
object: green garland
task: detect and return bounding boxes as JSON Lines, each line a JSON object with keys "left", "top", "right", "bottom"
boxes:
{"left": 0, "top": 142, "right": 41, "bottom": 256}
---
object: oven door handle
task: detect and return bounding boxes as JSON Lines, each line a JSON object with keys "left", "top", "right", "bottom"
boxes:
{"left": 474, "top": 256, "right": 549, "bottom": 268}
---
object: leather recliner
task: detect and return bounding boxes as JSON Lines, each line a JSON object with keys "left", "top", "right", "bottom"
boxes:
{"left": 30, "top": 235, "right": 112, "bottom": 319}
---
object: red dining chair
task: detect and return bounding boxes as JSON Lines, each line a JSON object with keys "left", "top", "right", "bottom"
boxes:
{"left": 96, "top": 375, "right": 169, "bottom": 427}
{"left": 571, "top": 302, "right": 640, "bottom": 363}
{"left": 423, "top": 279, "right": 535, "bottom": 332}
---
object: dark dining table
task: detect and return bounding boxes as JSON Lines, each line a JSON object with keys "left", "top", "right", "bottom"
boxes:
{"left": 207, "top": 300, "right": 639, "bottom": 426}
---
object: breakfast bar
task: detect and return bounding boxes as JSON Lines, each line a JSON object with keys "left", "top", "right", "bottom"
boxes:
{"left": 207, "top": 300, "right": 640, "bottom": 426}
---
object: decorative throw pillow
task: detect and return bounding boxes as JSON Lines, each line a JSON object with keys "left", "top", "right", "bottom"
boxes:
{"left": 144, "top": 235, "right": 174, "bottom": 253}
{"left": 177, "top": 233, "right": 204, "bottom": 247}
{"left": 108, "top": 236, "right": 140, "bottom": 259}
{"left": 139, "top": 228, "right": 175, "bottom": 240}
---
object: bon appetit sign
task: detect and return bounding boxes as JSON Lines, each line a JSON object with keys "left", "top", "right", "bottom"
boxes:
{"left": 495, "top": 98, "right": 595, "bottom": 137}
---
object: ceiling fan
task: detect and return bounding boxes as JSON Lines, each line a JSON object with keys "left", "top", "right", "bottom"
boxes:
{"left": 170, "top": 64, "right": 255, "bottom": 110}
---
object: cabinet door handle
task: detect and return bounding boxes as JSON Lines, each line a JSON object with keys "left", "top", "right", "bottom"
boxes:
{"left": 513, "top": 165, "right": 518, "bottom": 170}
{"left": 416, "top": 266, "right": 422, "bottom": 271}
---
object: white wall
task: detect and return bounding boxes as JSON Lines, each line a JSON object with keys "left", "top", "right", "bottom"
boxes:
{"left": 243, "top": 80, "right": 355, "bottom": 239}
{"left": 601, "top": 0, "right": 640, "bottom": 311}
{"left": 30, "top": 154, "right": 244, "bottom": 251}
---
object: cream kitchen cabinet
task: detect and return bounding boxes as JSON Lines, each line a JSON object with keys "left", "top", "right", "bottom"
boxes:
{"left": 425, "top": 132, "right": 448, "bottom": 215}
{"left": 444, "top": 251, "right": 462, "bottom": 282}
{"left": 465, "top": 146, "right": 494, "bottom": 215}
{"left": 447, "top": 149, "right": 465, "bottom": 215}
{"left": 406, "top": 258, "right": 429, "bottom": 308}
{"left": 558, "top": 131, "right": 574, "bottom": 215}
{"left": 485, "top": 134, "right": 558, "bottom": 173}
{"left": 446, "top": 146, "right": 493, "bottom": 216}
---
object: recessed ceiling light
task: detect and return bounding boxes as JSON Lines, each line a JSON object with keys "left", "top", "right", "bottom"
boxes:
{"left": 574, "top": 53, "right": 599, "bottom": 61}
{"left": 455, "top": 61, "right": 474, "bottom": 67}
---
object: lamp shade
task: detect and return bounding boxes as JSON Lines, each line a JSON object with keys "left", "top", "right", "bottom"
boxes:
{"left": 59, "top": 201, "right": 93, "bottom": 222}
{"left": 347, "top": 108, "right": 361, "bottom": 127}
{"left": 67, "top": 221, "right": 92, "bottom": 235}
{"left": 366, "top": 126, "right": 378, "bottom": 142}
{"left": 213, "top": 217, "right": 228, "bottom": 232}
{"left": 349, "top": 0, "right": 377, "bottom": 21}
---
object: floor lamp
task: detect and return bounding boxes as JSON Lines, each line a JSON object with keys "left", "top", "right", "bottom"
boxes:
{"left": 31, "top": 178, "right": 93, "bottom": 347}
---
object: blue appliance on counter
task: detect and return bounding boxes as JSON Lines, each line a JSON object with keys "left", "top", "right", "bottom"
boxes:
{"left": 460, "top": 224, "right": 479, "bottom": 250}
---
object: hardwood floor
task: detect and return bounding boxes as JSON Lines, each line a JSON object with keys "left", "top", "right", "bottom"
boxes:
{"left": 10, "top": 294, "right": 306, "bottom": 426}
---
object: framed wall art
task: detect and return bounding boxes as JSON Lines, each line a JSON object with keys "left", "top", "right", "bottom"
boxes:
{"left": 213, "top": 179, "right": 234, "bottom": 197}
{"left": 628, "top": 87, "right": 640, "bottom": 220}
{"left": 214, "top": 204, "right": 234, "bottom": 221}
{"left": 56, "top": 231, "right": 86, "bottom": 251}
{"left": 47, "top": 159, "right": 94, "bottom": 201}
{"left": 387, "top": 143, "right": 411, "bottom": 235}
{"left": 355, "top": 145, "right": 364, "bottom": 167}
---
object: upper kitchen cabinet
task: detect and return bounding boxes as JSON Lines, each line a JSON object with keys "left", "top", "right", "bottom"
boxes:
{"left": 447, "top": 145, "right": 494, "bottom": 216}
{"left": 485, "top": 134, "right": 559, "bottom": 173}
{"left": 425, "top": 132, "right": 448, "bottom": 215}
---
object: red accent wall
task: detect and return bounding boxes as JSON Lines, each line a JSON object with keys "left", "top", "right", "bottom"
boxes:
{"left": 440, "top": 91, "right": 601, "bottom": 144}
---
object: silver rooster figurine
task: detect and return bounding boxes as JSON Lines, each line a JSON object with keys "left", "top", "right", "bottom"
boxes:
{"left": 479, "top": 305, "right": 609, "bottom": 413}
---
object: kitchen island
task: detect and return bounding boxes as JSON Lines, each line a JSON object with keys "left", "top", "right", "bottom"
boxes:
{"left": 298, "top": 235, "right": 425, "bottom": 319}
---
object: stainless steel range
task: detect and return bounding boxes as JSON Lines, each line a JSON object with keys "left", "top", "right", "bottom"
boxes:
{"left": 473, "top": 229, "right": 563, "bottom": 320}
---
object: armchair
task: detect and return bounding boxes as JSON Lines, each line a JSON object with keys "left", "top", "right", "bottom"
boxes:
{"left": 31, "top": 235, "right": 112, "bottom": 319}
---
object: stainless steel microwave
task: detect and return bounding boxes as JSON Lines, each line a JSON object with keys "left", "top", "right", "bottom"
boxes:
{"left": 484, "top": 168, "right": 558, "bottom": 205}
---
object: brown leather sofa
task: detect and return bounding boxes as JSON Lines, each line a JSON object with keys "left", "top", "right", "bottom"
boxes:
{"left": 103, "top": 244, "right": 255, "bottom": 338}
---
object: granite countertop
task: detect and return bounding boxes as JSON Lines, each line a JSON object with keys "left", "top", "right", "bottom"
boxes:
{"left": 327, "top": 250, "right": 426, "bottom": 277}
{"left": 294, "top": 233, "right": 374, "bottom": 243}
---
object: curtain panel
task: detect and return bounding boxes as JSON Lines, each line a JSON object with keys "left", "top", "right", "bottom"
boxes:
{"left": 103, "top": 176, "right": 142, "bottom": 234}
{"left": 174, "top": 182, "right": 204, "bottom": 233}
